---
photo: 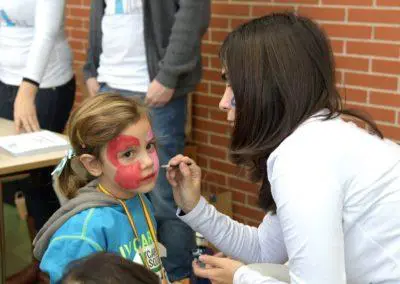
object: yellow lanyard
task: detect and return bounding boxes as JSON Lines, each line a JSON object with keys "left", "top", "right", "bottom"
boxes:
{"left": 98, "top": 184, "right": 167, "bottom": 281}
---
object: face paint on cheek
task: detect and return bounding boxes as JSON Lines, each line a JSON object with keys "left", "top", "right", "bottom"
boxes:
{"left": 115, "top": 162, "right": 142, "bottom": 189}
{"left": 107, "top": 135, "right": 142, "bottom": 190}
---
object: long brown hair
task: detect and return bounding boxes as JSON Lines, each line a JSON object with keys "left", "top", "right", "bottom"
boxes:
{"left": 58, "top": 94, "right": 147, "bottom": 199}
{"left": 219, "top": 12, "right": 383, "bottom": 212}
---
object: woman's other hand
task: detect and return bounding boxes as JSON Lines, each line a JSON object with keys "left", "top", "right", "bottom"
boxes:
{"left": 193, "top": 254, "right": 244, "bottom": 284}
{"left": 13, "top": 81, "right": 40, "bottom": 133}
{"left": 166, "top": 154, "right": 201, "bottom": 213}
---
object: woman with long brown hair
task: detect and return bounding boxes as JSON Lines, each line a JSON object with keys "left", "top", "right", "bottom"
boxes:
{"left": 167, "top": 12, "right": 400, "bottom": 284}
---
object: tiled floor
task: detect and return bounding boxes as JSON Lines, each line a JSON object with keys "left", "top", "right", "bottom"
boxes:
{"left": 4, "top": 204, "right": 32, "bottom": 277}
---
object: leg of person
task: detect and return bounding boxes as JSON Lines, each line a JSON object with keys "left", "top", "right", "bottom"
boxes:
{"left": 26, "top": 77, "right": 76, "bottom": 231}
{"left": 148, "top": 96, "right": 195, "bottom": 282}
{"left": 0, "top": 80, "right": 16, "bottom": 120}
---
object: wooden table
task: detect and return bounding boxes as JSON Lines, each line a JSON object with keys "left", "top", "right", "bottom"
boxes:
{"left": 0, "top": 118, "right": 68, "bottom": 283}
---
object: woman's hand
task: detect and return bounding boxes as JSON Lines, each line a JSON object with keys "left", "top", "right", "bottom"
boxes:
{"left": 193, "top": 254, "right": 244, "bottom": 284}
{"left": 166, "top": 154, "right": 201, "bottom": 213}
{"left": 13, "top": 81, "right": 40, "bottom": 133}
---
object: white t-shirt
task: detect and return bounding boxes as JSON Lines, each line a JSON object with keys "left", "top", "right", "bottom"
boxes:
{"left": 97, "top": 0, "right": 149, "bottom": 93}
{"left": 180, "top": 114, "right": 400, "bottom": 283}
{"left": 0, "top": 0, "right": 73, "bottom": 88}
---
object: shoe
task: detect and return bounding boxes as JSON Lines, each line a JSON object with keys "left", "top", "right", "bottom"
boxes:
{"left": 5, "top": 260, "right": 39, "bottom": 284}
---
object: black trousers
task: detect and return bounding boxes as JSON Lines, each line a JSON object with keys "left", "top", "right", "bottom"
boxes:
{"left": 0, "top": 78, "right": 75, "bottom": 231}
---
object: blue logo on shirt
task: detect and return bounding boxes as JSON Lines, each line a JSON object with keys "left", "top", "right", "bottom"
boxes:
{"left": 115, "top": 0, "right": 124, "bottom": 14}
{"left": 0, "top": 10, "right": 16, "bottom": 27}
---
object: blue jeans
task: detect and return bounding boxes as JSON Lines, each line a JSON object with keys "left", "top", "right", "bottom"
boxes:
{"left": 99, "top": 84, "right": 195, "bottom": 281}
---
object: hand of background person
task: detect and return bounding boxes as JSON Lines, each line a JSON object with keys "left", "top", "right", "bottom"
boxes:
{"left": 166, "top": 154, "right": 201, "bottom": 213}
{"left": 13, "top": 81, "right": 40, "bottom": 133}
{"left": 86, "top": 77, "right": 100, "bottom": 97}
{"left": 193, "top": 254, "right": 244, "bottom": 284}
{"left": 145, "top": 79, "right": 174, "bottom": 107}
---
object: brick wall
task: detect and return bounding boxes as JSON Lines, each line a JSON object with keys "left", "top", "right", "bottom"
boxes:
{"left": 65, "top": 1, "right": 400, "bottom": 225}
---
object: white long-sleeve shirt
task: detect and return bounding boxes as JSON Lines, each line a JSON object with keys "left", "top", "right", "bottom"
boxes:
{"left": 179, "top": 114, "right": 400, "bottom": 284}
{"left": 0, "top": 0, "right": 72, "bottom": 88}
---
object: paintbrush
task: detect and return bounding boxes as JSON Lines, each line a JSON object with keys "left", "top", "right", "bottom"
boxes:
{"left": 161, "top": 162, "right": 193, "bottom": 168}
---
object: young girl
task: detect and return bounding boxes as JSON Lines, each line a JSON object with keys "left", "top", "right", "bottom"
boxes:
{"left": 167, "top": 12, "right": 400, "bottom": 284}
{"left": 32, "top": 94, "right": 166, "bottom": 283}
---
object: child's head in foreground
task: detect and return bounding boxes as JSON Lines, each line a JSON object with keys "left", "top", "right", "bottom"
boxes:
{"left": 57, "top": 94, "right": 159, "bottom": 200}
{"left": 61, "top": 252, "right": 160, "bottom": 284}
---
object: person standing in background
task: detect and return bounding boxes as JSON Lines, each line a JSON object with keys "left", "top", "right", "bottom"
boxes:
{"left": 83, "top": 1, "right": 210, "bottom": 281}
{"left": 0, "top": 0, "right": 75, "bottom": 237}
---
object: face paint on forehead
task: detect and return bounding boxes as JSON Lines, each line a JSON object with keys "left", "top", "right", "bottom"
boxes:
{"left": 147, "top": 129, "right": 155, "bottom": 141}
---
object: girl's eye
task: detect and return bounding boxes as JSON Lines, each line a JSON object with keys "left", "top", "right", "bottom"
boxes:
{"left": 146, "top": 142, "right": 156, "bottom": 152}
{"left": 122, "top": 150, "right": 135, "bottom": 159}
{"left": 231, "top": 97, "right": 236, "bottom": 108}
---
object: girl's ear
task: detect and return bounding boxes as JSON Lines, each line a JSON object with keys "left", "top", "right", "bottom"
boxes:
{"left": 79, "top": 154, "right": 103, "bottom": 177}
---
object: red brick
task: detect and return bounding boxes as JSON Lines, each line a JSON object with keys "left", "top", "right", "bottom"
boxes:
{"left": 349, "top": 9, "right": 400, "bottom": 24}
{"left": 347, "top": 42, "right": 399, "bottom": 58}
{"left": 247, "top": 195, "right": 260, "bottom": 207}
{"left": 210, "top": 135, "right": 231, "bottom": 148}
{"left": 212, "top": 4, "right": 250, "bottom": 16}
{"left": 233, "top": 204, "right": 265, "bottom": 221}
{"left": 379, "top": 124, "right": 400, "bottom": 141}
{"left": 68, "top": 7, "right": 90, "bottom": 18}
{"left": 211, "top": 58, "right": 222, "bottom": 70}
{"left": 193, "top": 118, "right": 229, "bottom": 134}
{"left": 65, "top": 18, "right": 83, "bottom": 29}
{"left": 193, "top": 106, "right": 209, "bottom": 118}
{"left": 197, "top": 156, "right": 209, "bottom": 168}
{"left": 322, "top": 0, "right": 372, "bottom": 4}
{"left": 231, "top": 18, "right": 252, "bottom": 29}
{"left": 375, "top": 27, "right": 400, "bottom": 41}
{"left": 370, "top": 92, "right": 400, "bottom": 108}
{"left": 210, "top": 160, "right": 238, "bottom": 175}
{"left": 228, "top": 178, "right": 259, "bottom": 195}
{"left": 201, "top": 56, "right": 209, "bottom": 69}
{"left": 298, "top": 7, "right": 345, "bottom": 21}
{"left": 70, "top": 29, "right": 88, "bottom": 40}
{"left": 331, "top": 40, "right": 344, "bottom": 54}
{"left": 322, "top": 24, "right": 372, "bottom": 39}
{"left": 193, "top": 130, "right": 209, "bottom": 144}
{"left": 210, "top": 17, "right": 229, "bottom": 29}
{"left": 372, "top": 59, "right": 400, "bottom": 75}
{"left": 68, "top": 0, "right": 82, "bottom": 5}
{"left": 339, "top": 88, "right": 368, "bottom": 103}
{"left": 197, "top": 145, "right": 227, "bottom": 160}
{"left": 345, "top": 73, "right": 397, "bottom": 90}
{"left": 275, "top": 0, "right": 318, "bottom": 3}
{"left": 203, "top": 70, "right": 223, "bottom": 82}
{"left": 252, "top": 6, "right": 295, "bottom": 17}
{"left": 195, "top": 82, "right": 209, "bottom": 93}
{"left": 193, "top": 94, "right": 221, "bottom": 107}
{"left": 201, "top": 43, "right": 220, "bottom": 56}
{"left": 211, "top": 30, "right": 229, "bottom": 43}
{"left": 361, "top": 106, "right": 396, "bottom": 123}
{"left": 210, "top": 110, "right": 227, "bottom": 121}
{"left": 335, "top": 56, "right": 369, "bottom": 71}
{"left": 203, "top": 170, "right": 227, "bottom": 186}
{"left": 376, "top": 0, "right": 399, "bottom": 6}
{"left": 211, "top": 84, "right": 226, "bottom": 96}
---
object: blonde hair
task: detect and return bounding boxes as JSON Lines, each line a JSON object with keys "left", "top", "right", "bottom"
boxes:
{"left": 58, "top": 94, "right": 147, "bottom": 199}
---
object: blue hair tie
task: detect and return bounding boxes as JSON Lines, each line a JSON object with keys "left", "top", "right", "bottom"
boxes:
{"left": 51, "top": 148, "right": 76, "bottom": 177}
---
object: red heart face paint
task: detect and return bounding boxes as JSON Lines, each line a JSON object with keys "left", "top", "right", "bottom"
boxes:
{"left": 147, "top": 130, "right": 159, "bottom": 179}
{"left": 107, "top": 135, "right": 142, "bottom": 190}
